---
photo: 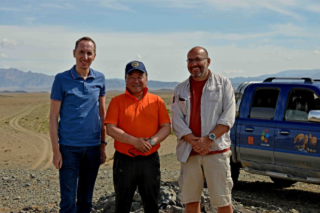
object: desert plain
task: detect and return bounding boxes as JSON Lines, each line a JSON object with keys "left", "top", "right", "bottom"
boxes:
{"left": 0, "top": 91, "right": 177, "bottom": 171}
{"left": 1, "top": 92, "right": 320, "bottom": 213}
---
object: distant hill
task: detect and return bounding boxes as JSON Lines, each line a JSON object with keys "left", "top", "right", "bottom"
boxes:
{"left": 104, "top": 79, "right": 178, "bottom": 90}
{"left": 154, "top": 88, "right": 174, "bottom": 92}
{"left": 0, "top": 68, "right": 54, "bottom": 88}
{"left": 0, "top": 68, "right": 179, "bottom": 91}
{"left": 0, "top": 68, "right": 319, "bottom": 91}
{"left": 229, "top": 69, "right": 320, "bottom": 88}
{"left": 0, "top": 90, "right": 28, "bottom": 93}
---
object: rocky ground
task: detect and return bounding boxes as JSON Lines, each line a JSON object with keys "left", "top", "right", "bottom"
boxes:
{"left": 1, "top": 153, "right": 320, "bottom": 213}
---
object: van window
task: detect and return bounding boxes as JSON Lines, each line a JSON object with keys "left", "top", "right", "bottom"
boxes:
{"left": 249, "top": 89, "right": 280, "bottom": 119}
{"left": 284, "top": 89, "right": 320, "bottom": 122}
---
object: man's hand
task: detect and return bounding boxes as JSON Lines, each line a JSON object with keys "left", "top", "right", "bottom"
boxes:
{"left": 100, "top": 144, "right": 107, "bottom": 165}
{"left": 199, "top": 147, "right": 212, "bottom": 156}
{"left": 133, "top": 137, "right": 152, "bottom": 153}
{"left": 183, "top": 133, "right": 198, "bottom": 147}
{"left": 52, "top": 150, "right": 62, "bottom": 169}
{"left": 192, "top": 136, "right": 212, "bottom": 156}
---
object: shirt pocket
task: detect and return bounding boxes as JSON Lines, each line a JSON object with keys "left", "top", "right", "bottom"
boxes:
{"left": 207, "top": 85, "right": 222, "bottom": 102}
{"left": 178, "top": 94, "right": 189, "bottom": 115}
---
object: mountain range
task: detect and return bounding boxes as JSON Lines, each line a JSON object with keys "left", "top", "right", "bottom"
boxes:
{"left": 0, "top": 68, "right": 179, "bottom": 91}
{"left": 230, "top": 69, "right": 320, "bottom": 88}
{"left": 0, "top": 68, "right": 320, "bottom": 92}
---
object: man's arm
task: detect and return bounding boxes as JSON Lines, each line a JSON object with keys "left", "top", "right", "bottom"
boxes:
{"left": 150, "top": 123, "right": 171, "bottom": 145}
{"left": 99, "top": 96, "right": 106, "bottom": 164}
{"left": 49, "top": 100, "right": 62, "bottom": 169}
{"left": 193, "top": 124, "right": 229, "bottom": 156}
{"left": 171, "top": 89, "right": 197, "bottom": 146}
{"left": 106, "top": 124, "right": 152, "bottom": 152}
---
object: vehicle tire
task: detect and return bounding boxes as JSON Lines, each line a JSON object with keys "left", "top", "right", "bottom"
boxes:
{"left": 230, "top": 158, "right": 240, "bottom": 187}
{"left": 270, "top": 177, "right": 296, "bottom": 187}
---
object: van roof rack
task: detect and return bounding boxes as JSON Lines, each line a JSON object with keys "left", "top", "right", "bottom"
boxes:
{"left": 263, "top": 77, "right": 314, "bottom": 83}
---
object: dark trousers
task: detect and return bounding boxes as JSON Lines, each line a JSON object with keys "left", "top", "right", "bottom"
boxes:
{"left": 113, "top": 151, "right": 161, "bottom": 213}
{"left": 59, "top": 144, "right": 101, "bottom": 213}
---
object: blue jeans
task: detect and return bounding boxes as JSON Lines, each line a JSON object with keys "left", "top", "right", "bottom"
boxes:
{"left": 59, "top": 144, "right": 101, "bottom": 213}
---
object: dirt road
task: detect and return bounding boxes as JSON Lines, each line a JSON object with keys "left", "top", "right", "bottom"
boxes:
{"left": 4, "top": 105, "right": 53, "bottom": 169}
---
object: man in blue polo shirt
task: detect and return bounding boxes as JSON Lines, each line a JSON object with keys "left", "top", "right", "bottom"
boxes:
{"left": 49, "top": 36, "right": 106, "bottom": 213}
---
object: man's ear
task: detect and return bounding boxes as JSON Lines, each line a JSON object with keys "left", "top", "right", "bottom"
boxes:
{"left": 73, "top": 49, "right": 76, "bottom": 58}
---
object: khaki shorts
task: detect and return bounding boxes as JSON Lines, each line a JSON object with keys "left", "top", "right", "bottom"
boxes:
{"left": 178, "top": 150, "right": 233, "bottom": 207}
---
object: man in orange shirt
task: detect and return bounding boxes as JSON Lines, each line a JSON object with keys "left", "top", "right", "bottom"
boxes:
{"left": 104, "top": 61, "right": 171, "bottom": 213}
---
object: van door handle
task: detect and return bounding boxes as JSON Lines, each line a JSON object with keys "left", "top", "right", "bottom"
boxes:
{"left": 245, "top": 127, "right": 254, "bottom": 132}
{"left": 280, "top": 130, "right": 290, "bottom": 135}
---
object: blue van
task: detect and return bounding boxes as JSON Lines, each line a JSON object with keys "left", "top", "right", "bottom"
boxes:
{"left": 230, "top": 78, "right": 320, "bottom": 187}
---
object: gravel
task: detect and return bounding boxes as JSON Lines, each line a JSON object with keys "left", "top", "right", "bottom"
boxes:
{"left": 1, "top": 153, "right": 320, "bottom": 212}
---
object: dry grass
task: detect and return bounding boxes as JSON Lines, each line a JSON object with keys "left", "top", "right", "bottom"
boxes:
{"left": 0, "top": 91, "right": 177, "bottom": 170}
{"left": 0, "top": 93, "right": 50, "bottom": 121}
{"left": 18, "top": 103, "right": 50, "bottom": 134}
{"left": 3, "top": 90, "right": 174, "bottom": 135}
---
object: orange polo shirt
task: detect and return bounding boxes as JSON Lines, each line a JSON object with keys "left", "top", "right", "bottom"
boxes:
{"left": 104, "top": 87, "right": 171, "bottom": 157}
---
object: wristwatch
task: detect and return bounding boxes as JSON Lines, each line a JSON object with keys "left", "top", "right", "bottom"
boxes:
{"left": 101, "top": 141, "right": 107, "bottom": 145}
{"left": 149, "top": 138, "right": 156, "bottom": 147}
{"left": 208, "top": 133, "right": 216, "bottom": 141}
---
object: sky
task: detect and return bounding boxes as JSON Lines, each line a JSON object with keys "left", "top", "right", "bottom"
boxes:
{"left": 0, "top": 0, "right": 319, "bottom": 82}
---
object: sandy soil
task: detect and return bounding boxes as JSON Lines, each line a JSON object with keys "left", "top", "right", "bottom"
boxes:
{"left": 0, "top": 92, "right": 177, "bottom": 170}
{"left": 2, "top": 93, "right": 320, "bottom": 213}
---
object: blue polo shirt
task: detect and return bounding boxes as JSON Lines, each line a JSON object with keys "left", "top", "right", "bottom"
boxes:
{"left": 50, "top": 65, "right": 106, "bottom": 146}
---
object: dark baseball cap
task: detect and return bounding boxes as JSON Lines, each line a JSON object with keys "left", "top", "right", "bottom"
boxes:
{"left": 125, "top": 61, "right": 147, "bottom": 75}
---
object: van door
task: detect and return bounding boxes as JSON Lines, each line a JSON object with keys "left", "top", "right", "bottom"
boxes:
{"left": 239, "top": 86, "right": 282, "bottom": 166}
{"left": 274, "top": 87, "right": 320, "bottom": 172}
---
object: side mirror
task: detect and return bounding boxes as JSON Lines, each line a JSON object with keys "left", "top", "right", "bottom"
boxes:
{"left": 308, "top": 110, "right": 320, "bottom": 122}
{"left": 236, "top": 100, "right": 241, "bottom": 117}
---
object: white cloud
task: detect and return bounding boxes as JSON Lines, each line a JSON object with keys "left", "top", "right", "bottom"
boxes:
{"left": 41, "top": 3, "right": 74, "bottom": 9}
{"left": 223, "top": 70, "right": 244, "bottom": 74}
{"left": 127, "top": 0, "right": 303, "bottom": 19}
{"left": 1, "top": 39, "right": 22, "bottom": 49}
{"left": 23, "top": 17, "right": 36, "bottom": 25}
{"left": 137, "top": 54, "right": 142, "bottom": 59}
{"left": 270, "top": 23, "right": 320, "bottom": 37}
{"left": 306, "top": 4, "right": 320, "bottom": 13}
{"left": 89, "top": 0, "right": 320, "bottom": 20}
{"left": 314, "top": 50, "right": 320, "bottom": 54}
{"left": 243, "top": 61, "right": 252, "bottom": 64}
{"left": 286, "top": 57, "right": 292, "bottom": 60}
{"left": 0, "top": 7, "right": 27, "bottom": 12}
{"left": 0, "top": 25, "right": 319, "bottom": 81}
{"left": 85, "top": 0, "right": 133, "bottom": 11}
{"left": 258, "top": 2, "right": 303, "bottom": 20}
{"left": 3, "top": 65, "right": 10, "bottom": 69}
{"left": 0, "top": 53, "right": 8, "bottom": 58}
{"left": 0, "top": 0, "right": 317, "bottom": 21}
{"left": 209, "top": 32, "right": 275, "bottom": 41}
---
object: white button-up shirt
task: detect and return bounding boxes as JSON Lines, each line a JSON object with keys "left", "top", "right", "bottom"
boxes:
{"left": 171, "top": 71, "right": 236, "bottom": 163}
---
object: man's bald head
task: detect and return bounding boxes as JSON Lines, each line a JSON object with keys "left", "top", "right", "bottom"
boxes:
{"left": 188, "top": 46, "right": 209, "bottom": 58}
{"left": 186, "top": 46, "right": 211, "bottom": 81}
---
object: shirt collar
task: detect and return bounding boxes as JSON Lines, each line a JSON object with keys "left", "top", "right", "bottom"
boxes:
{"left": 70, "top": 65, "right": 96, "bottom": 79}
{"left": 125, "top": 87, "right": 149, "bottom": 101}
